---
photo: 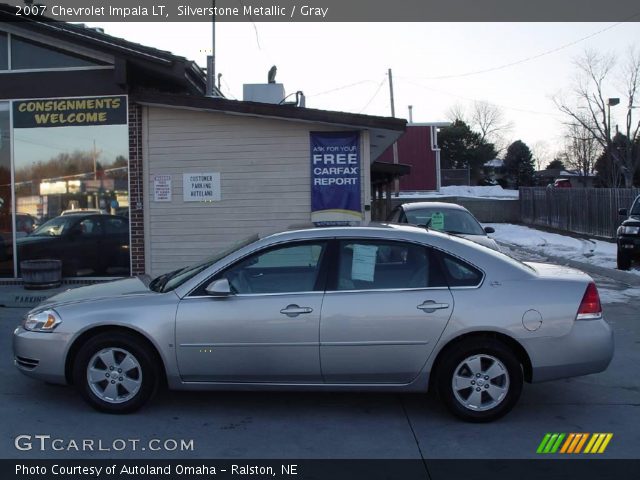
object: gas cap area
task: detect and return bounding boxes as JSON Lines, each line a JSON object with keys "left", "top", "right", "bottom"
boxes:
{"left": 522, "top": 309, "right": 543, "bottom": 332}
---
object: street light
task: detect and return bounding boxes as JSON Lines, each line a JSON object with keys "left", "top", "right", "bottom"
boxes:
{"left": 607, "top": 98, "right": 620, "bottom": 140}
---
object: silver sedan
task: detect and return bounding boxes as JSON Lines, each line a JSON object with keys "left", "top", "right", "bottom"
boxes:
{"left": 13, "top": 224, "right": 613, "bottom": 422}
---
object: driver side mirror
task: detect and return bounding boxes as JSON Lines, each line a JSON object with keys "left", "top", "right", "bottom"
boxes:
{"left": 205, "top": 278, "right": 232, "bottom": 297}
{"left": 619, "top": 208, "right": 628, "bottom": 216}
{"left": 484, "top": 226, "right": 495, "bottom": 234}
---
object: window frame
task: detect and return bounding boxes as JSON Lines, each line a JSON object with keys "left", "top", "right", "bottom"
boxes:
{"left": 186, "top": 239, "right": 332, "bottom": 298}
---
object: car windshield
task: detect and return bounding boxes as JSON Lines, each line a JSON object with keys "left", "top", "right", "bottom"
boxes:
{"left": 149, "top": 234, "right": 260, "bottom": 293}
{"left": 631, "top": 198, "right": 640, "bottom": 215}
{"left": 30, "top": 216, "right": 75, "bottom": 237}
{"left": 405, "top": 208, "right": 486, "bottom": 235}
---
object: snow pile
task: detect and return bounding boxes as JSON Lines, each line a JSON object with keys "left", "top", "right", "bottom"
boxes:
{"left": 487, "top": 223, "right": 639, "bottom": 277}
{"left": 400, "top": 186, "right": 519, "bottom": 200}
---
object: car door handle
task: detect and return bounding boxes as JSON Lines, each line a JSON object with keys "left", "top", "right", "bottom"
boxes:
{"left": 417, "top": 301, "right": 450, "bottom": 312}
{"left": 280, "top": 304, "right": 313, "bottom": 317}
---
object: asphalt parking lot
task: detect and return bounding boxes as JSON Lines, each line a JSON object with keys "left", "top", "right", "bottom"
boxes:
{"left": 1, "top": 258, "right": 639, "bottom": 461}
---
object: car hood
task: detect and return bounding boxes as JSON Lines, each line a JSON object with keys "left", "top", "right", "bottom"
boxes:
{"left": 621, "top": 216, "right": 640, "bottom": 227}
{"left": 35, "top": 276, "right": 153, "bottom": 310}
{"left": 16, "top": 235, "right": 56, "bottom": 245}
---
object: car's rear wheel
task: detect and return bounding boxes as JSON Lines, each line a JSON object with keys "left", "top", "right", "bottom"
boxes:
{"left": 617, "top": 249, "right": 632, "bottom": 270}
{"left": 72, "top": 332, "right": 159, "bottom": 413}
{"left": 436, "top": 338, "right": 523, "bottom": 422}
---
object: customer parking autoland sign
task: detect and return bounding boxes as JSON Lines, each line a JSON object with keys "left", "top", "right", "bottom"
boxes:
{"left": 310, "top": 131, "right": 362, "bottom": 225}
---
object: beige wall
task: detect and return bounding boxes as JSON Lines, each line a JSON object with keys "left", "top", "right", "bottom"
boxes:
{"left": 143, "top": 106, "right": 371, "bottom": 276}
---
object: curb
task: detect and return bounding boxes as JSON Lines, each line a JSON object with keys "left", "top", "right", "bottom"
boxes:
{"left": 499, "top": 242, "right": 640, "bottom": 287}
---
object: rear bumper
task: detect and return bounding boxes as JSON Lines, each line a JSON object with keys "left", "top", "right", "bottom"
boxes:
{"left": 12, "top": 327, "right": 69, "bottom": 385}
{"left": 523, "top": 318, "right": 614, "bottom": 383}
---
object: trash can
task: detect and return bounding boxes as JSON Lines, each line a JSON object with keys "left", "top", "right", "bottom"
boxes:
{"left": 20, "top": 259, "right": 63, "bottom": 290}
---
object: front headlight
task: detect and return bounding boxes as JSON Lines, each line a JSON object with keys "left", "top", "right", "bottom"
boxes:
{"left": 23, "top": 310, "right": 62, "bottom": 332}
{"left": 620, "top": 225, "right": 640, "bottom": 235}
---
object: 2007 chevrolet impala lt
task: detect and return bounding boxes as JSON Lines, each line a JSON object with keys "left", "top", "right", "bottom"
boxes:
{"left": 13, "top": 224, "right": 614, "bottom": 421}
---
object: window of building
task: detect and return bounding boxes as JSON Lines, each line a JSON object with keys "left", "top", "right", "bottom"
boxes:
{"left": 10, "top": 35, "right": 105, "bottom": 70}
{"left": 336, "top": 240, "right": 447, "bottom": 291}
{"left": 0, "top": 32, "right": 8, "bottom": 70}
{"left": 11, "top": 96, "right": 130, "bottom": 278}
{"left": 0, "top": 102, "right": 12, "bottom": 276}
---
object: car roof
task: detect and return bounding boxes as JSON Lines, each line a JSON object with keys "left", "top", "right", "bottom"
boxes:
{"left": 399, "top": 201, "right": 468, "bottom": 212}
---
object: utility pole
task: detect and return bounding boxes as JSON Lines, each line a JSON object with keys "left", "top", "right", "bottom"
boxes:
{"left": 206, "top": 1, "right": 216, "bottom": 96}
{"left": 408, "top": 105, "right": 413, "bottom": 123}
{"left": 388, "top": 68, "right": 399, "bottom": 197}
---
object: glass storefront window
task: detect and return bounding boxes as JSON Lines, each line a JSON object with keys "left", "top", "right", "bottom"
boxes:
{"left": 11, "top": 96, "right": 130, "bottom": 277}
{"left": 11, "top": 35, "right": 105, "bottom": 70}
{"left": 0, "top": 32, "right": 7, "bottom": 70}
{"left": 0, "top": 102, "right": 13, "bottom": 276}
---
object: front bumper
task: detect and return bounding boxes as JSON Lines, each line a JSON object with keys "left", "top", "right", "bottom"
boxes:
{"left": 618, "top": 236, "right": 640, "bottom": 255}
{"left": 12, "top": 326, "right": 70, "bottom": 385}
{"left": 523, "top": 318, "right": 614, "bottom": 383}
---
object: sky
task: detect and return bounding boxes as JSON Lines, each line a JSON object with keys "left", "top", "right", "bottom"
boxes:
{"left": 86, "top": 21, "right": 640, "bottom": 164}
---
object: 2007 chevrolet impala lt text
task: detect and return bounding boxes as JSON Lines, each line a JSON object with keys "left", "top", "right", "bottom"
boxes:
{"left": 12, "top": 224, "right": 614, "bottom": 422}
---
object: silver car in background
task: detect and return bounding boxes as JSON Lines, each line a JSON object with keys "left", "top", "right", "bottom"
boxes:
{"left": 389, "top": 201, "right": 501, "bottom": 251}
{"left": 13, "top": 224, "right": 613, "bottom": 422}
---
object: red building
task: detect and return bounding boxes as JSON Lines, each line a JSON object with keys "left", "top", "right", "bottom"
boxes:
{"left": 377, "top": 123, "right": 447, "bottom": 191}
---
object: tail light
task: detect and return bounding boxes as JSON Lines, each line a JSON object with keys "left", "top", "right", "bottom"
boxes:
{"left": 576, "top": 282, "right": 602, "bottom": 320}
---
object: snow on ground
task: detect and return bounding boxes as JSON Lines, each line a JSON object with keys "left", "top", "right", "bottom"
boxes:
{"left": 486, "top": 223, "right": 640, "bottom": 277}
{"left": 400, "top": 185, "right": 519, "bottom": 200}
{"left": 488, "top": 223, "right": 640, "bottom": 303}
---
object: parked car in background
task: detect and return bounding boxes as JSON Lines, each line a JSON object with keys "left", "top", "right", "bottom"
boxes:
{"left": 553, "top": 179, "right": 572, "bottom": 188}
{"left": 616, "top": 195, "right": 640, "bottom": 270}
{"left": 60, "top": 208, "right": 108, "bottom": 216}
{"left": 17, "top": 213, "right": 130, "bottom": 276}
{"left": 388, "top": 202, "right": 500, "bottom": 251}
{"left": 13, "top": 224, "right": 613, "bottom": 421}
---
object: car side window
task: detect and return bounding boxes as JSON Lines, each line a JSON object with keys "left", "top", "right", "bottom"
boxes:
{"left": 440, "top": 253, "right": 483, "bottom": 287}
{"left": 105, "top": 217, "right": 129, "bottom": 234}
{"left": 76, "top": 217, "right": 103, "bottom": 237}
{"left": 335, "top": 240, "right": 447, "bottom": 291}
{"left": 211, "top": 242, "right": 327, "bottom": 295}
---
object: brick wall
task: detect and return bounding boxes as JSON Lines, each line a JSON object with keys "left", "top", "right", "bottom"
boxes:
{"left": 128, "top": 102, "right": 145, "bottom": 275}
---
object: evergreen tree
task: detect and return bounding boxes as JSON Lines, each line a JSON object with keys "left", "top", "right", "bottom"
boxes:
{"left": 503, "top": 140, "right": 535, "bottom": 188}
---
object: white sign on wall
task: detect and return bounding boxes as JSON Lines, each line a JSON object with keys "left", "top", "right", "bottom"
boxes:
{"left": 183, "top": 172, "right": 221, "bottom": 202}
{"left": 153, "top": 175, "right": 172, "bottom": 202}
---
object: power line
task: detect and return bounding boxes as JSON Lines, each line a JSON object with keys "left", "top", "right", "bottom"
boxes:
{"left": 359, "top": 76, "right": 387, "bottom": 114}
{"left": 398, "top": 78, "right": 564, "bottom": 118}
{"left": 307, "top": 80, "right": 378, "bottom": 98}
{"left": 406, "top": 19, "right": 635, "bottom": 81}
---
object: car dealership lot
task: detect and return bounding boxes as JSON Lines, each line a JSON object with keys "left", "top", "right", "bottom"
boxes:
{"left": 1, "top": 271, "right": 639, "bottom": 460}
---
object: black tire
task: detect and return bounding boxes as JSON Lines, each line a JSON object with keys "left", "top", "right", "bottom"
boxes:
{"left": 436, "top": 337, "right": 523, "bottom": 422}
{"left": 72, "top": 332, "right": 160, "bottom": 413}
{"left": 617, "top": 250, "right": 632, "bottom": 270}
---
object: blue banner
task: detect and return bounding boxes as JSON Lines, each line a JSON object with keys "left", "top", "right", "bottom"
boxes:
{"left": 310, "top": 131, "right": 362, "bottom": 224}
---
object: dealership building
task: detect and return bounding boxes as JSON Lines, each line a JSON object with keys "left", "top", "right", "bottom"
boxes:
{"left": 0, "top": 6, "right": 415, "bottom": 280}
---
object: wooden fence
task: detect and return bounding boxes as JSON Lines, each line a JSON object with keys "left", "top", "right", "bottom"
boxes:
{"left": 519, "top": 187, "right": 640, "bottom": 239}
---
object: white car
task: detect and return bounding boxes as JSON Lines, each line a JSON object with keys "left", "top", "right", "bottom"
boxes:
{"left": 389, "top": 202, "right": 500, "bottom": 251}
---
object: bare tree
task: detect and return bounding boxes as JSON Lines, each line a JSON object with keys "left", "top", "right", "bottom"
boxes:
{"left": 531, "top": 140, "right": 552, "bottom": 171}
{"left": 555, "top": 48, "right": 640, "bottom": 187}
{"left": 563, "top": 120, "right": 599, "bottom": 186}
{"left": 470, "top": 101, "right": 514, "bottom": 155}
{"left": 446, "top": 103, "right": 467, "bottom": 123}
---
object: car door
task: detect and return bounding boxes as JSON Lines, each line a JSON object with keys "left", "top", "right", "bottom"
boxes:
{"left": 320, "top": 239, "right": 454, "bottom": 384}
{"left": 103, "top": 216, "right": 131, "bottom": 275}
{"left": 175, "top": 240, "right": 328, "bottom": 382}
{"left": 62, "top": 216, "right": 105, "bottom": 275}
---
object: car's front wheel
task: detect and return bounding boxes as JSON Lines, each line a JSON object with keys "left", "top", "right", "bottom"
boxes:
{"left": 617, "top": 249, "right": 632, "bottom": 270}
{"left": 72, "top": 332, "right": 159, "bottom": 413}
{"left": 436, "top": 338, "right": 523, "bottom": 422}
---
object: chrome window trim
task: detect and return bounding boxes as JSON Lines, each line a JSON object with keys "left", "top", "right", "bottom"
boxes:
{"left": 184, "top": 290, "right": 324, "bottom": 300}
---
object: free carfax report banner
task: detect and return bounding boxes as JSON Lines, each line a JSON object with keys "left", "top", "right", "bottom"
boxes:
{"left": 310, "top": 131, "right": 362, "bottom": 224}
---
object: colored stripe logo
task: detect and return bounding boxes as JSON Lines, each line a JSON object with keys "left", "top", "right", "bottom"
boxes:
{"left": 537, "top": 433, "right": 613, "bottom": 454}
